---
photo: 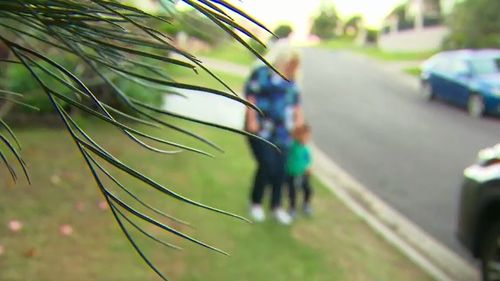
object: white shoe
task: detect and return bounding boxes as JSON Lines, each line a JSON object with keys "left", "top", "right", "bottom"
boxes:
{"left": 273, "top": 208, "right": 293, "bottom": 225}
{"left": 250, "top": 205, "right": 265, "bottom": 222}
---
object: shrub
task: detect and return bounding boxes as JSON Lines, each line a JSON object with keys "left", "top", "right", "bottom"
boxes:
{"left": 6, "top": 62, "right": 70, "bottom": 113}
{"left": 311, "top": 5, "right": 339, "bottom": 40}
{"left": 443, "top": 0, "right": 500, "bottom": 49}
{"left": 274, "top": 24, "right": 293, "bottom": 39}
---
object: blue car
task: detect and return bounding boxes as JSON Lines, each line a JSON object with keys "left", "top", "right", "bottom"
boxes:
{"left": 420, "top": 49, "right": 500, "bottom": 117}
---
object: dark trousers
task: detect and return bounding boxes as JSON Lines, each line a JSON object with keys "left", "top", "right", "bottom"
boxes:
{"left": 287, "top": 174, "right": 312, "bottom": 210}
{"left": 248, "top": 137, "right": 288, "bottom": 209}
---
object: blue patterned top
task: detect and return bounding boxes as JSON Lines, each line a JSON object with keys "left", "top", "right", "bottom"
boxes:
{"left": 245, "top": 66, "right": 300, "bottom": 148}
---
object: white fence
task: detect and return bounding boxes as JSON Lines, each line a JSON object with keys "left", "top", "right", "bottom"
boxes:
{"left": 379, "top": 26, "right": 449, "bottom": 53}
{"left": 163, "top": 89, "right": 246, "bottom": 130}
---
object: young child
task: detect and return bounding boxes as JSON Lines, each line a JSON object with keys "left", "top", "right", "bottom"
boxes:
{"left": 286, "top": 124, "right": 313, "bottom": 218}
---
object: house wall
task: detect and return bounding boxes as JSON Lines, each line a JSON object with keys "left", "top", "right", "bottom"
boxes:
{"left": 378, "top": 26, "right": 449, "bottom": 52}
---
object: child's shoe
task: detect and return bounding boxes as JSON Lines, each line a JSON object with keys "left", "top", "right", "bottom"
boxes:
{"left": 289, "top": 208, "right": 297, "bottom": 219}
{"left": 303, "top": 204, "right": 313, "bottom": 217}
{"left": 250, "top": 205, "right": 265, "bottom": 222}
{"left": 273, "top": 208, "right": 293, "bottom": 225}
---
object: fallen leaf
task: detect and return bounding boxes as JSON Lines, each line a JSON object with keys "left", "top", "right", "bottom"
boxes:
{"left": 50, "top": 174, "right": 62, "bottom": 186}
{"left": 8, "top": 220, "right": 23, "bottom": 233}
{"left": 75, "top": 201, "right": 86, "bottom": 212}
{"left": 59, "top": 224, "right": 74, "bottom": 236}
{"left": 24, "top": 247, "right": 37, "bottom": 258}
{"left": 98, "top": 200, "right": 109, "bottom": 211}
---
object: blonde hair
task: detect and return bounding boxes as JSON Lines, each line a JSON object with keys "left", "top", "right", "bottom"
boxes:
{"left": 253, "top": 39, "right": 300, "bottom": 69}
{"left": 266, "top": 41, "right": 300, "bottom": 68}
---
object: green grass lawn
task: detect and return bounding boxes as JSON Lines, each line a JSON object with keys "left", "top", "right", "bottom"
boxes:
{"left": 318, "top": 38, "right": 436, "bottom": 62}
{"left": 200, "top": 38, "right": 434, "bottom": 70}
{"left": 168, "top": 65, "right": 246, "bottom": 93}
{"left": 317, "top": 37, "right": 359, "bottom": 50}
{"left": 0, "top": 121, "right": 434, "bottom": 281}
{"left": 404, "top": 66, "right": 422, "bottom": 77}
{"left": 198, "top": 43, "right": 256, "bottom": 66}
{"left": 0, "top": 67, "right": 434, "bottom": 281}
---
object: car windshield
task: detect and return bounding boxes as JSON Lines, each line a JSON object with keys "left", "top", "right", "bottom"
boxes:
{"left": 470, "top": 57, "right": 500, "bottom": 75}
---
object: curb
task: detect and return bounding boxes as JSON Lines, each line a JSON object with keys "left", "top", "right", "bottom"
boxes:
{"left": 312, "top": 144, "right": 480, "bottom": 281}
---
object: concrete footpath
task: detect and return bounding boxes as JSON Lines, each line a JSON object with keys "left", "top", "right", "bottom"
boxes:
{"left": 168, "top": 51, "right": 480, "bottom": 281}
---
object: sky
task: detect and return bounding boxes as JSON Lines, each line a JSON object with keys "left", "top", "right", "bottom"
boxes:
{"left": 236, "top": 0, "right": 404, "bottom": 28}
{"left": 139, "top": 0, "right": 406, "bottom": 41}
{"left": 227, "top": 0, "right": 404, "bottom": 42}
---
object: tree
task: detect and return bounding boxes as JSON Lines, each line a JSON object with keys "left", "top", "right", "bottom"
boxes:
{"left": 343, "top": 15, "right": 362, "bottom": 37}
{"left": 273, "top": 24, "right": 293, "bottom": 39}
{"left": 310, "top": 4, "right": 339, "bottom": 39}
{"left": 265, "top": 24, "right": 293, "bottom": 50}
{"left": 443, "top": 0, "right": 500, "bottom": 49}
{"left": 177, "top": 9, "right": 231, "bottom": 46}
{"left": 0, "top": 1, "right": 274, "bottom": 280}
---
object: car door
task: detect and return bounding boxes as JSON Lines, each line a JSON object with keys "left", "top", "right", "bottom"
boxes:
{"left": 428, "top": 57, "right": 450, "bottom": 99}
{"left": 447, "top": 59, "right": 472, "bottom": 106}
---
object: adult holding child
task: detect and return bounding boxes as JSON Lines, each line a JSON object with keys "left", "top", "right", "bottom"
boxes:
{"left": 244, "top": 44, "right": 304, "bottom": 225}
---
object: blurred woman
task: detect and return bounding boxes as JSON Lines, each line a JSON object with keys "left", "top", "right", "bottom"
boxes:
{"left": 245, "top": 46, "right": 304, "bottom": 225}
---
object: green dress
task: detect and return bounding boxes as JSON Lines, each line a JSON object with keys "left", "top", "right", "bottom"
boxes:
{"left": 286, "top": 140, "right": 312, "bottom": 177}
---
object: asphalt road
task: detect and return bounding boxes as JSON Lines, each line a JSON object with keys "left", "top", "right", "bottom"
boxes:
{"left": 301, "top": 48, "right": 500, "bottom": 257}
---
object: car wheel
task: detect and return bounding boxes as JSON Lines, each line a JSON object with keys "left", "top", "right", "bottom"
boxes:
{"left": 421, "top": 81, "right": 434, "bottom": 100}
{"left": 468, "top": 94, "right": 485, "bottom": 118}
{"left": 481, "top": 222, "right": 500, "bottom": 281}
